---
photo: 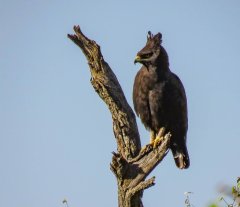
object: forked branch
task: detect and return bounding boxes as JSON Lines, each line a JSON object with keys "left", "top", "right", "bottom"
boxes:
{"left": 68, "top": 26, "right": 170, "bottom": 207}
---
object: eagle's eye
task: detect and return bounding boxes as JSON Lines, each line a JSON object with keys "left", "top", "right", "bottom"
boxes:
{"left": 142, "top": 52, "right": 153, "bottom": 59}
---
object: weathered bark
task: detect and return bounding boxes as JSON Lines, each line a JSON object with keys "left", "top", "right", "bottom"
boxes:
{"left": 68, "top": 26, "right": 171, "bottom": 207}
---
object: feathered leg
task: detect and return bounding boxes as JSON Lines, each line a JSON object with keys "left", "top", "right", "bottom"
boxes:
{"left": 150, "top": 130, "right": 156, "bottom": 144}
{"left": 153, "top": 127, "right": 165, "bottom": 148}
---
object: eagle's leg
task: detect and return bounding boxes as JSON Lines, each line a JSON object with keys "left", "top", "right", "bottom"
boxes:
{"left": 150, "top": 130, "right": 156, "bottom": 145}
{"left": 139, "top": 130, "right": 156, "bottom": 153}
{"left": 153, "top": 127, "right": 166, "bottom": 148}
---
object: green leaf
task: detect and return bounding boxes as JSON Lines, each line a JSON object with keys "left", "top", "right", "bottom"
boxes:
{"left": 237, "top": 177, "right": 240, "bottom": 184}
{"left": 218, "top": 196, "right": 223, "bottom": 201}
{"left": 232, "top": 186, "right": 237, "bottom": 194}
{"left": 208, "top": 203, "right": 219, "bottom": 207}
{"left": 237, "top": 177, "right": 240, "bottom": 189}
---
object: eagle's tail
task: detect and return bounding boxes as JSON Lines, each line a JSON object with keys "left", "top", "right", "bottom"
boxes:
{"left": 171, "top": 143, "right": 190, "bottom": 169}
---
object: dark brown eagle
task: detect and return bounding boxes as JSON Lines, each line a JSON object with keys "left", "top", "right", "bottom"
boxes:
{"left": 133, "top": 31, "right": 190, "bottom": 169}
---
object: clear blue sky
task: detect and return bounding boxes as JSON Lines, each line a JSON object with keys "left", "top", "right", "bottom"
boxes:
{"left": 1, "top": 1, "right": 240, "bottom": 207}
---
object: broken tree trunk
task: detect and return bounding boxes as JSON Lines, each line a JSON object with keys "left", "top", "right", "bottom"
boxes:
{"left": 68, "top": 26, "right": 171, "bottom": 207}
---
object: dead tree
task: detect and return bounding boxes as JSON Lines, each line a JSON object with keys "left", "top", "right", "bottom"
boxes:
{"left": 68, "top": 26, "right": 171, "bottom": 207}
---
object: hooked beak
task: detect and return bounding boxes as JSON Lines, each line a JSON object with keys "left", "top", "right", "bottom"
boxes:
{"left": 134, "top": 55, "right": 142, "bottom": 64}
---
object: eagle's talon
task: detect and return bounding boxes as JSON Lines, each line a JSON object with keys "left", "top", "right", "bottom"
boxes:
{"left": 153, "top": 136, "right": 164, "bottom": 148}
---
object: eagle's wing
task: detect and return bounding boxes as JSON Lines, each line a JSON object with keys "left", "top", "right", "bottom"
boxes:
{"left": 168, "top": 72, "right": 189, "bottom": 168}
{"left": 170, "top": 73, "right": 188, "bottom": 137}
{"left": 148, "top": 82, "right": 166, "bottom": 133}
{"left": 133, "top": 67, "right": 151, "bottom": 130}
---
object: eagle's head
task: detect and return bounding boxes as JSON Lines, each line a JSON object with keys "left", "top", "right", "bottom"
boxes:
{"left": 134, "top": 31, "right": 168, "bottom": 68}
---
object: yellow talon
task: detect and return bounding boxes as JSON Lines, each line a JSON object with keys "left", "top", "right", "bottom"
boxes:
{"left": 153, "top": 127, "right": 166, "bottom": 148}
{"left": 153, "top": 136, "right": 163, "bottom": 148}
{"left": 150, "top": 130, "right": 155, "bottom": 144}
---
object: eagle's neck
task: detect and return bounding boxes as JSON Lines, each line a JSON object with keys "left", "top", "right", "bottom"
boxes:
{"left": 147, "top": 64, "right": 169, "bottom": 81}
{"left": 148, "top": 57, "right": 170, "bottom": 78}
{"left": 158, "top": 46, "right": 170, "bottom": 70}
{"left": 147, "top": 46, "right": 170, "bottom": 75}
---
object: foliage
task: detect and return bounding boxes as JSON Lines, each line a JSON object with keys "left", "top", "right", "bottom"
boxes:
{"left": 208, "top": 204, "right": 219, "bottom": 207}
{"left": 209, "top": 178, "right": 240, "bottom": 207}
{"left": 184, "top": 178, "right": 240, "bottom": 207}
{"left": 62, "top": 199, "right": 69, "bottom": 207}
{"left": 184, "top": 192, "right": 194, "bottom": 207}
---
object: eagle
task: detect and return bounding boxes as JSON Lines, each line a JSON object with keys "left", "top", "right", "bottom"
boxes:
{"left": 133, "top": 31, "right": 190, "bottom": 169}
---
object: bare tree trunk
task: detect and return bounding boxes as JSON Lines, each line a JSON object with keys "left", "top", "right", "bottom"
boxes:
{"left": 68, "top": 26, "right": 171, "bottom": 207}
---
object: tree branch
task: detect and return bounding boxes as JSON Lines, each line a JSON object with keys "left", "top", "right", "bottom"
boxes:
{"left": 128, "top": 176, "right": 156, "bottom": 197}
{"left": 68, "top": 25, "right": 140, "bottom": 159}
{"left": 68, "top": 26, "right": 170, "bottom": 207}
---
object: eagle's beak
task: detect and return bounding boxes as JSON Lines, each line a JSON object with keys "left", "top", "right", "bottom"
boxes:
{"left": 134, "top": 55, "right": 141, "bottom": 64}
